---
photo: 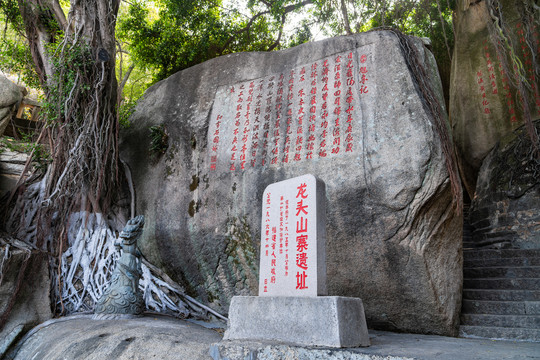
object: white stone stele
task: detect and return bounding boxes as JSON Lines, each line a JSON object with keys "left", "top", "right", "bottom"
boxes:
{"left": 224, "top": 175, "right": 369, "bottom": 348}
{"left": 258, "top": 174, "right": 327, "bottom": 297}
{"left": 224, "top": 296, "right": 370, "bottom": 348}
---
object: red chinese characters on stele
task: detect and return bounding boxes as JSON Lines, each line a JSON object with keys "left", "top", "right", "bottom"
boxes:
{"left": 258, "top": 174, "right": 327, "bottom": 297}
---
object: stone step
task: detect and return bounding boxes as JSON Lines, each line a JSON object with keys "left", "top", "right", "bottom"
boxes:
{"left": 463, "top": 266, "right": 540, "bottom": 278}
{"left": 463, "top": 278, "right": 540, "bottom": 290}
{"left": 461, "top": 300, "right": 540, "bottom": 315}
{"left": 460, "top": 313, "right": 540, "bottom": 329}
{"left": 463, "top": 289, "right": 540, "bottom": 301}
{"left": 459, "top": 325, "right": 540, "bottom": 342}
{"left": 464, "top": 257, "right": 540, "bottom": 268}
{"left": 465, "top": 238, "right": 512, "bottom": 249}
{"left": 464, "top": 249, "right": 540, "bottom": 261}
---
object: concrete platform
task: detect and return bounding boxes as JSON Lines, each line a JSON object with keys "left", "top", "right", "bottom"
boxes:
{"left": 224, "top": 296, "right": 370, "bottom": 347}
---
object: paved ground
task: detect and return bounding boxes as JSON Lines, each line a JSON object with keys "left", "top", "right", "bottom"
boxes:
{"left": 213, "top": 331, "right": 540, "bottom": 360}
{"left": 6, "top": 314, "right": 540, "bottom": 360}
{"left": 360, "top": 330, "right": 540, "bottom": 360}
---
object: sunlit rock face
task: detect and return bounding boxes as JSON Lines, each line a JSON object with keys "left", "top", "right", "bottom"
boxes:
{"left": 121, "top": 30, "right": 462, "bottom": 335}
{"left": 0, "top": 75, "right": 24, "bottom": 136}
{"left": 449, "top": 0, "right": 540, "bottom": 196}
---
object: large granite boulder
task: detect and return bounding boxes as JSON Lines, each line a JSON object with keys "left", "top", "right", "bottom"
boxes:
{"left": 0, "top": 75, "right": 24, "bottom": 136}
{"left": 469, "top": 120, "right": 540, "bottom": 249}
{"left": 121, "top": 31, "right": 462, "bottom": 335}
{"left": 449, "top": 0, "right": 540, "bottom": 197}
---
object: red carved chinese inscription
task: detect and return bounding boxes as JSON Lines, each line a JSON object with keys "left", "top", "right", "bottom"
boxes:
{"left": 295, "top": 182, "right": 309, "bottom": 290}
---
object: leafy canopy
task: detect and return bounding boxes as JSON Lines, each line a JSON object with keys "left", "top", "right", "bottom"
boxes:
{"left": 116, "top": 0, "right": 282, "bottom": 82}
{"left": 2, "top": 0, "right": 455, "bottom": 106}
{"left": 0, "top": 0, "right": 41, "bottom": 89}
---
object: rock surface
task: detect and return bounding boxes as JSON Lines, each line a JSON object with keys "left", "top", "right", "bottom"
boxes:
{"left": 121, "top": 31, "right": 462, "bottom": 335}
{"left": 469, "top": 120, "right": 540, "bottom": 249}
{"left": 211, "top": 330, "right": 540, "bottom": 360}
{"left": 0, "top": 76, "right": 24, "bottom": 136}
{"left": 0, "top": 243, "right": 52, "bottom": 357}
{"left": 0, "top": 146, "right": 28, "bottom": 198}
{"left": 8, "top": 315, "right": 222, "bottom": 360}
{"left": 449, "top": 0, "right": 540, "bottom": 196}
{"left": 9, "top": 316, "right": 540, "bottom": 360}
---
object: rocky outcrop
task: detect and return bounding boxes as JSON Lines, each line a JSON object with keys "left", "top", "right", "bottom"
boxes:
{"left": 8, "top": 315, "right": 222, "bottom": 360}
{"left": 469, "top": 120, "right": 540, "bottom": 249}
{"left": 0, "top": 76, "right": 24, "bottom": 137}
{"left": 449, "top": 0, "right": 540, "bottom": 197}
{"left": 0, "top": 146, "right": 29, "bottom": 199}
{"left": 121, "top": 31, "right": 462, "bottom": 335}
{"left": 0, "top": 236, "right": 52, "bottom": 357}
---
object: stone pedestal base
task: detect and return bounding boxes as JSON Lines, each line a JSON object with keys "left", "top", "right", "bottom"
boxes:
{"left": 223, "top": 296, "right": 370, "bottom": 348}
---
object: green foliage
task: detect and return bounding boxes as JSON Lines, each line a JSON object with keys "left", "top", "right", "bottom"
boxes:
{"left": 0, "top": 36, "right": 41, "bottom": 89}
{"left": 0, "top": 5, "right": 41, "bottom": 89}
{"left": 115, "top": 0, "right": 456, "bottom": 90}
{"left": 313, "top": 0, "right": 455, "bottom": 101}
{"left": 286, "top": 21, "right": 312, "bottom": 48}
{"left": 0, "top": 0, "right": 23, "bottom": 30}
{"left": 118, "top": 99, "right": 137, "bottom": 128}
{"left": 148, "top": 124, "right": 168, "bottom": 157}
{"left": 116, "top": 0, "right": 300, "bottom": 82}
{"left": 315, "top": 0, "right": 454, "bottom": 54}
{"left": 41, "top": 42, "right": 93, "bottom": 126}
{"left": 117, "top": 1, "right": 227, "bottom": 81}
{"left": 116, "top": 53, "right": 154, "bottom": 104}
{"left": 3, "top": 0, "right": 458, "bottom": 121}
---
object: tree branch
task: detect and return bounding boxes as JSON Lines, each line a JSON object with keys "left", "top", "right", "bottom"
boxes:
{"left": 46, "top": 0, "right": 68, "bottom": 30}
{"left": 219, "top": 0, "right": 313, "bottom": 55}
{"left": 267, "top": 14, "right": 286, "bottom": 51}
{"left": 16, "top": 0, "right": 60, "bottom": 85}
{"left": 219, "top": 9, "right": 271, "bottom": 54}
{"left": 340, "top": 0, "right": 352, "bottom": 35}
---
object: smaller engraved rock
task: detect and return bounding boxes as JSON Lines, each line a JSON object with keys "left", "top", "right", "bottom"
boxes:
{"left": 93, "top": 215, "right": 145, "bottom": 319}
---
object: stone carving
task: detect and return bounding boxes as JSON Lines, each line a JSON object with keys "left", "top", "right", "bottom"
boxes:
{"left": 93, "top": 215, "right": 145, "bottom": 319}
{"left": 258, "top": 174, "right": 327, "bottom": 297}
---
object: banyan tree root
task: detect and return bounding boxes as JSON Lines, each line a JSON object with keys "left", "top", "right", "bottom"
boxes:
{"left": 52, "top": 211, "right": 225, "bottom": 321}
{"left": 3, "top": 207, "right": 225, "bottom": 322}
{"left": 2, "top": 171, "right": 225, "bottom": 322}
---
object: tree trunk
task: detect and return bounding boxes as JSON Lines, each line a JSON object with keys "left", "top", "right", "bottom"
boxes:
{"left": 340, "top": 0, "right": 352, "bottom": 35}
{"left": 11, "top": 0, "right": 121, "bottom": 249}
{"left": 5, "top": 0, "right": 123, "bottom": 315}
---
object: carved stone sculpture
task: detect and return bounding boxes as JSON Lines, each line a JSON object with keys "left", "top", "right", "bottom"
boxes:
{"left": 93, "top": 215, "right": 145, "bottom": 319}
